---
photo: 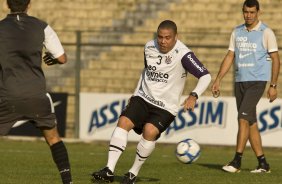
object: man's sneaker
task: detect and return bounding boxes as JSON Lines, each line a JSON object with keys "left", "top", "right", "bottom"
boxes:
{"left": 120, "top": 172, "right": 136, "bottom": 184}
{"left": 91, "top": 167, "right": 114, "bottom": 183}
{"left": 222, "top": 160, "right": 241, "bottom": 173}
{"left": 251, "top": 162, "right": 271, "bottom": 173}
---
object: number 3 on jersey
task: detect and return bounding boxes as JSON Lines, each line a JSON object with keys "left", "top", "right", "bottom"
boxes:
{"left": 157, "top": 55, "right": 162, "bottom": 65}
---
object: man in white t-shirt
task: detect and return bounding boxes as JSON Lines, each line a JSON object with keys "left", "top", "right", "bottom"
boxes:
{"left": 92, "top": 20, "right": 211, "bottom": 184}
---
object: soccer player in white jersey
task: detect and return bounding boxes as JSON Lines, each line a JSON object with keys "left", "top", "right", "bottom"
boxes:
{"left": 92, "top": 20, "right": 211, "bottom": 184}
{"left": 212, "top": 0, "right": 280, "bottom": 173}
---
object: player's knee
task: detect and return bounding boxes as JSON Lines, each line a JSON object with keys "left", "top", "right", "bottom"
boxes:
{"left": 46, "top": 135, "right": 61, "bottom": 146}
{"left": 143, "top": 124, "right": 159, "bottom": 141}
{"left": 41, "top": 127, "right": 61, "bottom": 146}
{"left": 238, "top": 117, "right": 256, "bottom": 126}
{"left": 117, "top": 116, "right": 134, "bottom": 131}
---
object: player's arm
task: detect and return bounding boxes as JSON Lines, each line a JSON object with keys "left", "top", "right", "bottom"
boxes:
{"left": 214, "top": 50, "right": 235, "bottom": 82}
{"left": 267, "top": 51, "right": 280, "bottom": 102}
{"left": 264, "top": 28, "right": 280, "bottom": 102}
{"left": 181, "top": 52, "right": 211, "bottom": 111}
{"left": 211, "top": 50, "right": 234, "bottom": 97}
{"left": 43, "top": 25, "right": 67, "bottom": 65}
{"left": 269, "top": 51, "right": 280, "bottom": 88}
{"left": 211, "top": 31, "right": 235, "bottom": 95}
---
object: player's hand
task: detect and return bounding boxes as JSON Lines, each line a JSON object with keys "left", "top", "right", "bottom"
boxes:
{"left": 211, "top": 80, "right": 221, "bottom": 98}
{"left": 181, "top": 96, "right": 197, "bottom": 112}
{"left": 43, "top": 52, "right": 60, "bottom": 65}
{"left": 267, "top": 86, "right": 277, "bottom": 103}
{"left": 212, "top": 89, "right": 220, "bottom": 98}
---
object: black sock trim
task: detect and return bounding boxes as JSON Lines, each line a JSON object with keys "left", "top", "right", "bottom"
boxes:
{"left": 136, "top": 152, "right": 149, "bottom": 159}
{"left": 109, "top": 144, "right": 124, "bottom": 152}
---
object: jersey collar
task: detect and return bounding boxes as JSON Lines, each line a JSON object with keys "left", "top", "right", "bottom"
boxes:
{"left": 7, "top": 12, "right": 28, "bottom": 17}
{"left": 244, "top": 21, "right": 262, "bottom": 31}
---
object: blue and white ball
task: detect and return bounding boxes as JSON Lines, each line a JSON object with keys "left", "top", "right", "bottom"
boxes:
{"left": 175, "top": 138, "right": 201, "bottom": 164}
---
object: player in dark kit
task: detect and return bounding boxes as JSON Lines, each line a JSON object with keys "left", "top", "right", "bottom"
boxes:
{"left": 0, "top": 0, "right": 72, "bottom": 183}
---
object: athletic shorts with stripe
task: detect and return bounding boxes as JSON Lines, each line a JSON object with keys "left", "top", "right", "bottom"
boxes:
{"left": 0, "top": 93, "right": 57, "bottom": 135}
{"left": 120, "top": 96, "right": 175, "bottom": 139}
{"left": 235, "top": 81, "right": 266, "bottom": 125}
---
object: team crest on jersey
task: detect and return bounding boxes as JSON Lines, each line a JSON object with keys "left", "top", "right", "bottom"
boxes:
{"left": 165, "top": 55, "right": 172, "bottom": 64}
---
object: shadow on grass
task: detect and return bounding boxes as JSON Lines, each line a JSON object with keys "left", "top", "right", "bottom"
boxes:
{"left": 116, "top": 175, "right": 159, "bottom": 183}
{"left": 196, "top": 163, "right": 223, "bottom": 170}
{"left": 196, "top": 163, "right": 252, "bottom": 173}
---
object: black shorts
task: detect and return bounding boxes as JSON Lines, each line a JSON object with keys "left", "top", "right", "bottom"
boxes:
{"left": 0, "top": 93, "right": 57, "bottom": 135}
{"left": 235, "top": 81, "right": 266, "bottom": 124}
{"left": 120, "top": 96, "right": 175, "bottom": 137}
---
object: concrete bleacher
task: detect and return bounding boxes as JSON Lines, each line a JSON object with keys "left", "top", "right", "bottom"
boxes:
{"left": 0, "top": 0, "right": 281, "bottom": 137}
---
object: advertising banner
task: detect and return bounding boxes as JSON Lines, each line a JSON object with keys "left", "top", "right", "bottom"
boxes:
{"left": 80, "top": 93, "right": 282, "bottom": 147}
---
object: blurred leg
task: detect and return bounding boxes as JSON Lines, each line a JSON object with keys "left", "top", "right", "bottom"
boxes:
{"left": 41, "top": 127, "right": 72, "bottom": 184}
{"left": 236, "top": 119, "right": 250, "bottom": 153}
{"left": 249, "top": 122, "right": 263, "bottom": 156}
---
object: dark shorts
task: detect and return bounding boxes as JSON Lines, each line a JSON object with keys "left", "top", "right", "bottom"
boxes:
{"left": 0, "top": 93, "right": 57, "bottom": 135}
{"left": 120, "top": 96, "right": 175, "bottom": 138}
{"left": 235, "top": 81, "right": 266, "bottom": 124}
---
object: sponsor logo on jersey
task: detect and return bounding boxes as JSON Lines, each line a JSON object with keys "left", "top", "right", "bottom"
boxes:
{"left": 236, "top": 36, "right": 257, "bottom": 52}
{"left": 187, "top": 53, "right": 206, "bottom": 73}
{"left": 139, "top": 91, "right": 165, "bottom": 107}
{"left": 239, "top": 53, "right": 252, "bottom": 59}
{"left": 238, "top": 62, "right": 255, "bottom": 68}
{"left": 146, "top": 65, "right": 169, "bottom": 83}
{"left": 146, "top": 71, "right": 169, "bottom": 80}
{"left": 147, "top": 45, "right": 156, "bottom": 49}
{"left": 147, "top": 54, "right": 158, "bottom": 59}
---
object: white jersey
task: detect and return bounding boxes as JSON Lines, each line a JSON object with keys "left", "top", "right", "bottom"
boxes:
{"left": 134, "top": 40, "right": 209, "bottom": 115}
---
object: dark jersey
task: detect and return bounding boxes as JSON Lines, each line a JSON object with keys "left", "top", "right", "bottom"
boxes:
{"left": 0, "top": 13, "right": 47, "bottom": 99}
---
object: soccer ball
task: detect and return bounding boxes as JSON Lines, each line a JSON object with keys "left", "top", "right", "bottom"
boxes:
{"left": 175, "top": 138, "right": 201, "bottom": 164}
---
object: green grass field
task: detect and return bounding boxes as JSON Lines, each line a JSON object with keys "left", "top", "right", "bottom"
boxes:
{"left": 0, "top": 137, "right": 281, "bottom": 184}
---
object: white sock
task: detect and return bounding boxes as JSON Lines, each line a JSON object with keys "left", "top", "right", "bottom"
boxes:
{"left": 129, "top": 137, "right": 156, "bottom": 176}
{"left": 106, "top": 127, "right": 128, "bottom": 172}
